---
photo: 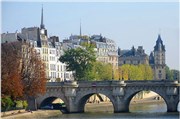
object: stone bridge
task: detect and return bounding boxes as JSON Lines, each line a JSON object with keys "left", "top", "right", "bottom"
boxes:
{"left": 28, "top": 80, "right": 180, "bottom": 113}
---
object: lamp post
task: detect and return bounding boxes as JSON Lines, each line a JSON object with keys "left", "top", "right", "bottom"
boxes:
{"left": 122, "top": 70, "right": 124, "bottom": 81}
{"left": 118, "top": 67, "right": 120, "bottom": 81}
{"left": 112, "top": 69, "right": 114, "bottom": 80}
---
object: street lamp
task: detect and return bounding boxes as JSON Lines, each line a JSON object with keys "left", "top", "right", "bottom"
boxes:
{"left": 112, "top": 69, "right": 114, "bottom": 80}
{"left": 122, "top": 70, "right": 124, "bottom": 81}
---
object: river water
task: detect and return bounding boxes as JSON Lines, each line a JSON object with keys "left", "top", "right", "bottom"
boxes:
{"left": 45, "top": 102, "right": 179, "bottom": 119}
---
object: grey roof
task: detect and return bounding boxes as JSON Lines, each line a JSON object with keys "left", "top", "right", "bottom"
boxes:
{"left": 119, "top": 46, "right": 147, "bottom": 57}
{"left": 17, "top": 33, "right": 26, "bottom": 40}
{"left": 1, "top": 33, "right": 17, "bottom": 43}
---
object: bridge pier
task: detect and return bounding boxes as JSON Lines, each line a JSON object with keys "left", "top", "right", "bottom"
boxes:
{"left": 167, "top": 105, "right": 177, "bottom": 112}
{"left": 165, "top": 86, "right": 179, "bottom": 112}
{"left": 66, "top": 97, "right": 83, "bottom": 113}
{"left": 166, "top": 99, "right": 178, "bottom": 112}
{"left": 113, "top": 96, "right": 129, "bottom": 113}
{"left": 64, "top": 81, "right": 80, "bottom": 113}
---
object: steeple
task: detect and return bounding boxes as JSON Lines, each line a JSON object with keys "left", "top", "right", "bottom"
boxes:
{"left": 80, "top": 19, "right": 82, "bottom": 36}
{"left": 40, "top": 5, "right": 45, "bottom": 29}
{"left": 154, "top": 34, "right": 165, "bottom": 51}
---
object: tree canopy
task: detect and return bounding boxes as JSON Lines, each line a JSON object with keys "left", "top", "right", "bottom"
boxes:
{"left": 59, "top": 43, "right": 96, "bottom": 80}
{"left": 118, "top": 64, "right": 153, "bottom": 80}
{"left": 1, "top": 41, "right": 46, "bottom": 100}
{"left": 165, "top": 66, "right": 179, "bottom": 80}
{"left": 86, "top": 62, "right": 113, "bottom": 80}
{"left": 1, "top": 42, "right": 23, "bottom": 99}
{"left": 21, "top": 42, "right": 46, "bottom": 97}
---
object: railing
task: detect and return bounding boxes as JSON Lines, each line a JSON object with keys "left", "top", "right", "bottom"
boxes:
{"left": 46, "top": 80, "right": 180, "bottom": 87}
{"left": 46, "top": 82, "right": 64, "bottom": 87}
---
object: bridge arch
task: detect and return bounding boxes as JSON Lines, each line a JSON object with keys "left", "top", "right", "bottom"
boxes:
{"left": 38, "top": 95, "right": 69, "bottom": 113}
{"left": 125, "top": 89, "right": 168, "bottom": 112}
{"left": 40, "top": 96, "right": 65, "bottom": 108}
{"left": 76, "top": 92, "right": 115, "bottom": 113}
{"left": 35, "top": 88, "right": 69, "bottom": 111}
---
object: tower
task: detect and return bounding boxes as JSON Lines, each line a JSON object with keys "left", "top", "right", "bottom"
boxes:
{"left": 40, "top": 5, "right": 45, "bottom": 29}
{"left": 153, "top": 34, "right": 166, "bottom": 80}
{"left": 39, "top": 5, "right": 48, "bottom": 47}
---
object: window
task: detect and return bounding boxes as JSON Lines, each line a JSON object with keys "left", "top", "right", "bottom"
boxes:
{"left": 159, "top": 70, "right": 161, "bottom": 73}
{"left": 158, "top": 74, "right": 162, "bottom": 79}
{"left": 50, "top": 50, "right": 55, "bottom": 54}
{"left": 57, "top": 65, "right": 59, "bottom": 71}
{"left": 61, "top": 73, "right": 63, "bottom": 78}
{"left": 61, "top": 66, "right": 63, "bottom": 71}
{"left": 50, "top": 64, "right": 56, "bottom": 71}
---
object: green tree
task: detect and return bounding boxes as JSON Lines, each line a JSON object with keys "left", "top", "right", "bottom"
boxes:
{"left": 171, "top": 69, "right": 179, "bottom": 80}
{"left": 59, "top": 44, "right": 96, "bottom": 80}
{"left": 129, "top": 65, "right": 143, "bottom": 80}
{"left": 22, "top": 100, "right": 28, "bottom": 109}
{"left": 118, "top": 64, "right": 153, "bottom": 80}
{"left": 165, "top": 66, "right": 173, "bottom": 80}
{"left": 89, "top": 62, "right": 113, "bottom": 80}
{"left": 15, "top": 100, "right": 23, "bottom": 109}
{"left": 1, "top": 96, "right": 14, "bottom": 111}
{"left": 139, "top": 64, "right": 153, "bottom": 80}
{"left": 120, "top": 64, "right": 130, "bottom": 80}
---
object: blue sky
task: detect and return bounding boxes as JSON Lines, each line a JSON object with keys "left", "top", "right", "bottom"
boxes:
{"left": 1, "top": 2, "right": 179, "bottom": 70}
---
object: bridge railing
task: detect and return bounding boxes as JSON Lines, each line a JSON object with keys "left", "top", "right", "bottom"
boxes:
{"left": 46, "top": 82, "right": 64, "bottom": 87}
{"left": 46, "top": 80, "right": 179, "bottom": 87}
{"left": 125, "top": 80, "right": 179, "bottom": 84}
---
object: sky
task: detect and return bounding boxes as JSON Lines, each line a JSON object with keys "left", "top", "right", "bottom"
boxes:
{"left": 1, "top": 1, "right": 179, "bottom": 70}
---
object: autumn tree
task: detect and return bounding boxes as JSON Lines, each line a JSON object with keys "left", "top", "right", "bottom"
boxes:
{"left": 1, "top": 42, "right": 24, "bottom": 100}
{"left": 1, "top": 41, "right": 46, "bottom": 101}
{"left": 20, "top": 42, "right": 46, "bottom": 98}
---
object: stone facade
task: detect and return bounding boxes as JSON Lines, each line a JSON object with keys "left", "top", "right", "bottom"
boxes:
{"left": 91, "top": 35, "right": 118, "bottom": 69}
{"left": 118, "top": 46, "right": 149, "bottom": 66}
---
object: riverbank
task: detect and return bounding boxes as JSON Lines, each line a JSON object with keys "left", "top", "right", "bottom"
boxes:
{"left": 1, "top": 110, "right": 61, "bottom": 119}
{"left": 131, "top": 98, "right": 164, "bottom": 105}
{"left": 1, "top": 99, "right": 166, "bottom": 119}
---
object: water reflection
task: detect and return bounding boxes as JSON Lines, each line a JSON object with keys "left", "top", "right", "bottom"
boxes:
{"left": 129, "top": 101, "right": 167, "bottom": 113}
{"left": 49, "top": 102, "right": 179, "bottom": 119}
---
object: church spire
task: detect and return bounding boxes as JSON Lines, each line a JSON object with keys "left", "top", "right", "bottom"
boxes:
{"left": 40, "top": 5, "right": 45, "bottom": 29}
